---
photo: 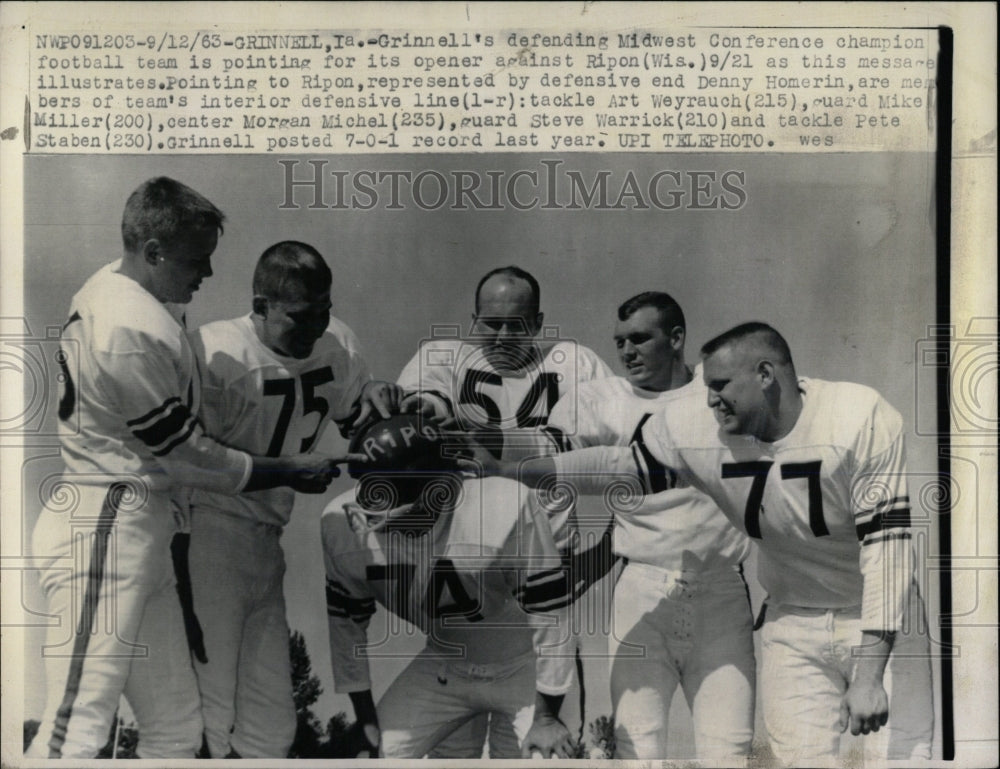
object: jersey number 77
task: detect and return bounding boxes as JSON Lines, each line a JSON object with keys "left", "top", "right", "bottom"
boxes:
{"left": 721, "top": 460, "right": 829, "bottom": 539}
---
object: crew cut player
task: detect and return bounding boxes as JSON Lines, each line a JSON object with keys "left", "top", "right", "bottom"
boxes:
{"left": 186, "top": 241, "right": 403, "bottom": 758}
{"left": 534, "top": 292, "right": 754, "bottom": 759}
{"left": 465, "top": 321, "right": 934, "bottom": 763}
{"left": 27, "top": 179, "right": 350, "bottom": 760}
{"left": 398, "top": 265, "right": 612, "bottom": 449}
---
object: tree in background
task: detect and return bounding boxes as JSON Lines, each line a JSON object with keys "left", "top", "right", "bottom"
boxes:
{"left": 288, "top": 629, "right": 325, "bottom": 757}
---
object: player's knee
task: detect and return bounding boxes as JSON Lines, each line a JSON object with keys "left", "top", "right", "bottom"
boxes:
{"left": 231, "top": 712, "right": 296, "bottom": 758}
{"left": 766, "top": 731, "right": 840, "bottom": 765}
{"left": 695, "top": 731, "right": 753, "bottom": 759}
{"left": 377, "top": 730, "right": 409, "bottom": 759}
{"left": 613, "top": 721, "right": 664, "bottom": 760}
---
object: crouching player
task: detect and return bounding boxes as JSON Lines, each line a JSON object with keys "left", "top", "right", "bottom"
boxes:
{"left": 321, "top": 414, "right": 584, "bottom": 758}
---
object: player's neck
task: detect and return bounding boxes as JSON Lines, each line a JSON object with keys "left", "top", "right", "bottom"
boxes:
{"left": 670, "top": 362, "right": 693, "bottom": 390}
{"left": 760, "top": 389, "right": 804, "bottom": 442}
{"left": 116, "top": 254, "right": 159, "bottom": 301}
{"left": 640, "top": 361, "right": 692, "bottom": 393}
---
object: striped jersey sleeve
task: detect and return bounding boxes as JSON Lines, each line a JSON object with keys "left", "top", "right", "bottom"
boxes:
{"left": 514, "top": 483, "right": 599, "bottom": 698}
{"left": 853, "top": 396, "right": 914, "bottom": 633}
{"left": 96, "top": 339, "right": 250, "bottom": 494}
{"left": 325, "top": 577, "right": 377, "bottom": 625}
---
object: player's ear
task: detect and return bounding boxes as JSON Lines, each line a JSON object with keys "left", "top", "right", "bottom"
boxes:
{"left": 531, "top": 312, "right": 544, "bottom": 335}
{"left": 757, "top": 359, "right": 776, "bottom": 388}
{"left": 252, "top": 295, "right": 268, "bottom": 318}
{"left": 669, "top": 325, "right": 685, "bottom": 351}
{"left": 141, "top": 239, "right": 160, "bottom": 266}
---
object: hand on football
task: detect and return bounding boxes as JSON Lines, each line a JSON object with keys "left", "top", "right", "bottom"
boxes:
{"left": 400, "top": 392, "right": 456, "bottom": 425}
{"left": 354, "top": 380, "right": 405, "bottom": 425}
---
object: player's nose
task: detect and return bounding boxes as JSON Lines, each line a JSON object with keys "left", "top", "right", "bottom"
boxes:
{"left": 495, "top": 322, "right": 518, "bottom": 340}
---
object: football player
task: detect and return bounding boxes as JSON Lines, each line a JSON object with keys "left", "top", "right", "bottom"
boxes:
{"left": 27, "top": 180, "right": 350, "bottom": 759}
{"left": 321, "top": 414, "right": 576, "bottom": 759}
{"left": 397, "top": 265, "right": 614, "bottom": 755}
{"left": 185, "top": 241, "right": 403, "bottom": 757}
{"left": 398, "top": 265, "right": 612, "bottom": 449}
{"left": 467, "top": 322, "right": 935, "bottom": 763}
{"left": 538, "top": 292, "right": 755, "bottom": 759}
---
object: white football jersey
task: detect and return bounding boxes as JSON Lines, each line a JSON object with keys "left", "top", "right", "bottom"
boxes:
{"left": 56, "top": 262, "right": 250, "bottom": 494}
{"left": 397, "top": 337, "right": 612, "bottom": 433}
{"left": 190, "top": 314, "right": 371, "bottom": 527}
{"left": 638, "top": 377, "right": 913, "bottom": 632}
{"left": 548, "top": 375, "right": 751, "bottom": 573}
{"left": 322, "top": 476, "right": 575, "bottom": 693}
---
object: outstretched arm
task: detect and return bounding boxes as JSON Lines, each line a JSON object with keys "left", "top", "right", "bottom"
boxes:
{"left": 243, "top": 452, "right": 365, "bottom": 494}
{"left": 459, "top": 443, "right": 641, "bottom": 496}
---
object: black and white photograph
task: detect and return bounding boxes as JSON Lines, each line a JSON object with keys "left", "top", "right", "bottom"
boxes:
{"left": 1, "top": 3, "right": 995, "bottom": 767}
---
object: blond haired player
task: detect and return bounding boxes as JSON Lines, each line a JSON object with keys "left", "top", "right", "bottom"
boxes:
{"left": 27, "top": 181, "right": 348, "bottom": 759}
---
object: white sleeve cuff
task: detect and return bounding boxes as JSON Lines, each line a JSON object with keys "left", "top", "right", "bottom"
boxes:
{"left": 230, "top": 449, "right": 253, "bottom": 494}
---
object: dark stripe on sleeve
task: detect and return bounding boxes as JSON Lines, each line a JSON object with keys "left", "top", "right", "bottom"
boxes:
{"left": 151, "top": 417, "right": 198, "bottom": 457}
{"left": 47, "top": 483, "right": 125, "bottom": 758}
{"left": 131, "top": 403, "right": 191, "bottom": 449}
{"left": 126, "top": 396, "right": 182, "bottom": 428}
{"left": 518, "top": 570, "right": 575, "bottom": 613}
{"left": 856, "top": 506, "right": 912, "bottom": 541}
{"left": 521, "top": 521, "right": 618, "bottom": 613}
{"left": 855, "top": 496, "right": 910, "bottom": 519}
{"left": 326, "top": 580, "right": 375, "bottom": 623}
{"left": 860, "top": 530, "right": 913, "bottom": 547}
